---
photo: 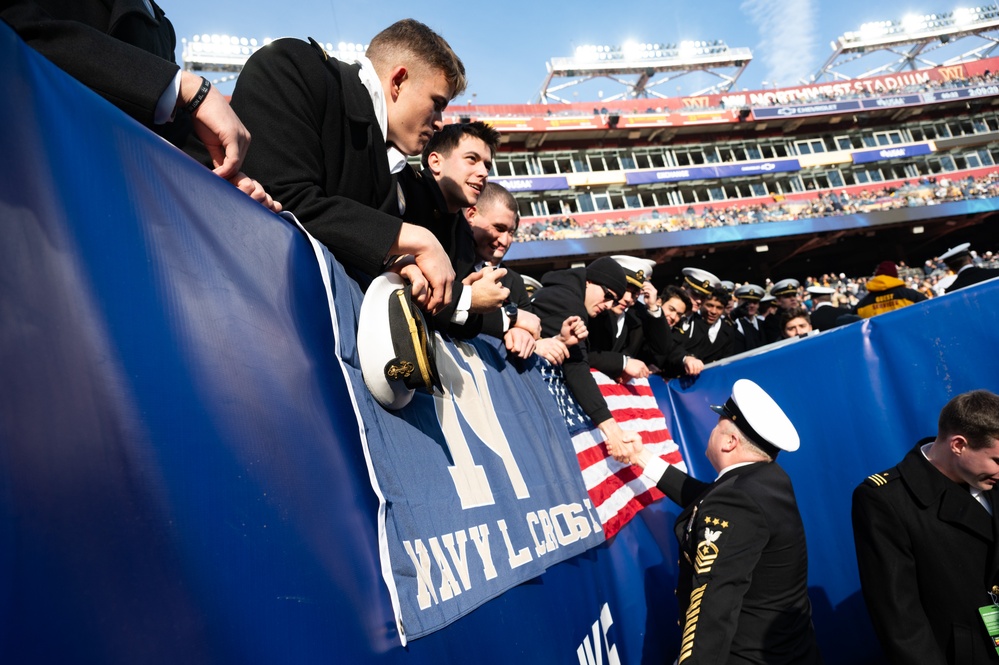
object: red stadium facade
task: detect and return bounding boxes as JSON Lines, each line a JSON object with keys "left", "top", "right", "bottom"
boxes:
{"left": 445, "top": 57, "right": 999, "bottom": 283}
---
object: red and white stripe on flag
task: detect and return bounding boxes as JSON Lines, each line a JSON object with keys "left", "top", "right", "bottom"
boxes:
{"left": 575, "top": 371, "right": 687, "bottom": 538}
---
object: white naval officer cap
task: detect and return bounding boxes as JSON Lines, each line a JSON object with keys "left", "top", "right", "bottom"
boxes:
{"left": 770, "top": 278, "right": 800, "bottom": 297}
{"left": 611, "top": 255, "right": 656, "bottom": 288}
{"left": 806, "top": 285, "right": 835, "bottom": 296}
{"left": 939, "top": 242, "right": 971, "bottom": 263}
{"left": 710, "top": 379, "right": 800, "bottom": 455}
{"left": 521, "top": 274, "right": 543, "bottom": 296}
{"left": 682, "top": 267, "right": 721, "bottom": 295}
{"left": 734, "top": 284, "right": 765, "bottom": 300}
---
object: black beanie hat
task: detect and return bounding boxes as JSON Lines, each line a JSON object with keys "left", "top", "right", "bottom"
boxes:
{"left": 586, "top": 257, "right": 628, "bottom": 300}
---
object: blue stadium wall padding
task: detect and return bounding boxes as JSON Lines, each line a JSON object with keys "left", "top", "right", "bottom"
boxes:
{"left": 3, "top": 20, "right": 999, "bottom": 664}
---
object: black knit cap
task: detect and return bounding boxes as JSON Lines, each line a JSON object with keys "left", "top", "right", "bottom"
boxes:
{"left": 586, "top": 257, "right": 628, "bottom": 301}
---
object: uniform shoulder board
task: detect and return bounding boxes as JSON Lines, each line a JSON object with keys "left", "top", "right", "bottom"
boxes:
{"left": 862, "top": 469, "right": 896, "bottom": 488}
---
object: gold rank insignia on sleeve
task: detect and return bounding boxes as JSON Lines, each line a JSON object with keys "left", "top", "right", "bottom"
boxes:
{"left": 866, "top": 472, "right": 889, "bottom": 487}
{"left": 694, "top": 518, "right": 727, "bottom": 574}
{"left": 678, "top": 583, "right": 708, "bottom": 663}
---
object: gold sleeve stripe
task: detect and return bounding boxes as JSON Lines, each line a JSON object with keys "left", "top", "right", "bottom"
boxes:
{"left": 678, "top": 584, "right": 708, "bottom": 663}
{"left": 866, "top": 473, "right": 887, "bottom": 487}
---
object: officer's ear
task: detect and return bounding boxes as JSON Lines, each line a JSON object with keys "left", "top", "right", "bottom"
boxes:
{"left": 949, "top": 434, "right": 970, "bottom": 456}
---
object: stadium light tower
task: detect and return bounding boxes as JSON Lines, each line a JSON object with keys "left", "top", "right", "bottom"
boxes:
{"left": 813, "top": 5, "right": 999, "bottom": 82}
{"left": 537, "top": 39, "right": 752, "bottom": 104}
{"left": 182, "top": 36, "right": 368, "bottom": 79}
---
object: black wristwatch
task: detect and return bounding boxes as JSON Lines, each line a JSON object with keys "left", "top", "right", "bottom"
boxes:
{"left": 503, "top": 303, "right": 519, "bottom": 327}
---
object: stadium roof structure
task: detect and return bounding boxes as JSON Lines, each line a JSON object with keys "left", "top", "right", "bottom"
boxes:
{"left": 814, "top": 5, "right": 999, "bottom": 82}
{"left": 181, "top": 35, "right": 367, "bottom": 79}
{"left": 537, "top": 40, "right": 753, "bottom": 104}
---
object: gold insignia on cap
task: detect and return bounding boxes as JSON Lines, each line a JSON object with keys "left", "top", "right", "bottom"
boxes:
{"left": 635, "top": 269, "right": 645, "bottom": 281}
{"left": 386, "top": 361, "right": 415, "bottom": 380}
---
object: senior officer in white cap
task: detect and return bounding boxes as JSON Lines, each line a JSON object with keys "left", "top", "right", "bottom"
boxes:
{"left": 805, "top": 285, "right": 842, "bottom": 331}
{"left": 940, "top": 242, "right": 999, "bottom": 293}
{"left": 620, "top": 379, "right": 823, "bottom": 665}
{"left": 589, "top": 255, "right": 678, "bottom": 382}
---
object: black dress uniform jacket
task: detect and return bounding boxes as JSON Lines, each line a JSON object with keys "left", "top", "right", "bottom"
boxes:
{"left": 531, "top": 268, "right": 611, "bottom": 424}
{"left": 657, "top": 463, "right": 823, "bottom": 665}
{"left": 588, "top": 306, "right": 680, "bottom": 378}
{"left": 684, "top": 314, "right": 738, "bottom": 364}
{"left": 853, "top": 443, "right": 999, "bottom": 664}
{"left": 809, "top": 303, "right": 851, "bottom": 331}
{"left": 947, "top": 266, "right": 999, "bottom": 293}
{"left": 231, "top": 39, "right": 403, "bottom": 278}
{"left": 1, "top": 0, "right": 198, "bottom": 148}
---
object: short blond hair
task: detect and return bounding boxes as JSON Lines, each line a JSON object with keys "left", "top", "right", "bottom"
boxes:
{"left": 366, "top": 19, "right": 466, "bottom": 99}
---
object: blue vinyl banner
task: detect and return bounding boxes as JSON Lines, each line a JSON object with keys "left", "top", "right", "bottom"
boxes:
{"left": 5, "top": 20, "right": 999, "bottom": 665}
{"left": 852, "top": 142, "right": 933, "bottom": 164}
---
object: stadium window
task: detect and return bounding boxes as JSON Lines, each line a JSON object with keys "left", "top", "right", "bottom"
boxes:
{"left": 978, "top": 149, "right": 994, "bottom": 166}
{"left": 750, "top": 182, "right": 768, "bottom": 197}
{"left": 773, "top": 144, "right": 789, "bottom": 158}
{"left": 556, "top": 155, "right": 574, "bottom": 174}
{"left": 953, "top": 155, "right": 968, "bottom": 169}
{"left": 620, "top": 154, "right": 636, "bottom": 170}
{"left": 689, "top": 149, "right": 706, "bottom": 165}
{"left": 605, "top": 154, "right": 621, "bottom": 170}
{"left": 827, "top": 170, "right": 845, "bottom": 188}
{"left": 587, "top": 154, "right": 606, "bottom": 172}
{"left": 705, "top": 148, "right": 720, "bottom": 164}
{"left": 862, "top": 134, "right": 877, "bottom": 148}
{"left": 747, "top": 145, "right": 763, "bottom": 160}
{"left": 940, "top": 155, "right": 956, "bottom": 171}
{"left": 625, "top": 193, "right": 642, "bottom": 208}
{"left": 634, "top": 153, "right": 651, "bottom": 169}
{"left": 921, "top": 125, "right": 937, "bottom": 140}
{"left": 680, "top": 187, "right": 698, "bottom": 204}
{"left": 835, "top": 135, "right": 853, "bottom": 150}
{"left": 577, "top": 192, "right": 595, "bottom": 213}
{"left": 855, "top": 171, "right": 870, "bottom": 184}
{"left": 573, "top": 156, "right": 589, "bottom": 172}
{"left": 609, "top": 193, "right": 626, "bottom": 210}
{"left": 914, "top": 162, "right": 930, "bottom": 176}
{"left": 530, "top": 201, "right": 548, "bottom": 217}
{"left": 959, "top": 119, "right": 975, "bottom": 135}
{"left": 539, "top": 156, "right": 558, "bottom": 174}
{"left": 794, "top": 139, "right": 824, "bottom": 155}
{"left": 986, "top": 117, "right": 999, "bottom": 132}
{"left": 948, "top": 121, "right": 964, "bottom": 137}
{"left": 675, "top": 151, "right": 691, "bottom": 166}
{"left": 733, "top": 146, "right": 747, "bottom": 161}
{"left": 935, "top": 123, "right": 952, "bottom": 138}
{"left": 788, "top": 177, "right": 805, "bottom": 193}
{"left": 593, "top": 193, "right": 613, "bottom": 211}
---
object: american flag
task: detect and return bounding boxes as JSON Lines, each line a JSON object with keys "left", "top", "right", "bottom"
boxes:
{"left": 539, "top": 362, "right": 687, "bottom": 538}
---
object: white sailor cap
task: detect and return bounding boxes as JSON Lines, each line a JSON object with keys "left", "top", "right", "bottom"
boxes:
{"left": 807, "top": 285, "right": 835, "bottom": 296}
{"left": 760, "top": 293, "right": 777, "bottom": 304}
{"left": 771, "top": 278, "right": 801, "bottom": 297}
{"left": 611, "top": 255, "right": 656, "bottom": 288}
{"left": 939, "top": 242, "right": 971, "bottom": 263}
{"left": 358, "top": 272, "right": 442, "bottom": 410}
{"left": 682, "top": 267, "right": 721, "bottom": 295}
{"left": 710, "top": 379, "right": 800, "bottom": 455}
{"left": 521, "top": 275, "right": 543, "bottom": 296}
{"left": 734, "top": 284, "right": 765, "bottom": 300}
{"left": 720, "top": 280, "right": 735, "bottom": 293}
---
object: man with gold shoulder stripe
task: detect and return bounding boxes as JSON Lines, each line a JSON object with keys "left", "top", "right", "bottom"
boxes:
{"left": 621, "top": 380, "right": 822, "bottom": 664}
{"left": 852, "top": 390, "right": 999, "bottom": 665}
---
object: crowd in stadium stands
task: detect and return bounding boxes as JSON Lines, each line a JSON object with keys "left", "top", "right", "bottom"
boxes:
{"left": 517, "top": 172, "right": 999, "bottom": 242}
{"left": 757, "top": 249, "right": 999, "bottom": 310}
